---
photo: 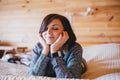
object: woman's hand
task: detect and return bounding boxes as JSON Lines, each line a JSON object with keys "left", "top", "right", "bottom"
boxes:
{"left": 38, "top": 33, "right": 50, "bottom": 56}
{"left": 50, "top": 31, "right": 69, "bottom": 53}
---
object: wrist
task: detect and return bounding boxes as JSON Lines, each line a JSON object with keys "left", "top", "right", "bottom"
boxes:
{"left": 50, "top": 46, "right": 59, "bottom": 53}
{"left": 51, "top": 51, "right": 62, "bottom": 58}
{"left": 42, "top": 49, "right": 49, "bottom": 56}
{"left": 51, "top": 52, "right": 59, "bottom": 58}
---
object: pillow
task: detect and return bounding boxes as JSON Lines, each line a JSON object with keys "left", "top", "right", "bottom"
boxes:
{"left": 81, "top": 43, "right": 120, "bottom": 79}
{"left": 96, "top": 73, "right": 120, "bottom": 80}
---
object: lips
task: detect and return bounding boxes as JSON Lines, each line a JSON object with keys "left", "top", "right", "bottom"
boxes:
{"left": 46, "top": 36, "right": 54, "bottom": 40}
{"left": 49, "top": 36, "right": 54, "bottom": 37}
{"left": 45, "top": 36, "right": 55, "bottom": 44}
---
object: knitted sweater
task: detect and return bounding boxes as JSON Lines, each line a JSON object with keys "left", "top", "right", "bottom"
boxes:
{"left": 28, "top": 42, "right": 86, "bottom": 78}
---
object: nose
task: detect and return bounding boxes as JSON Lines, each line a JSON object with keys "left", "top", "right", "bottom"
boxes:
{"left": 46, "top": 28, "right": 52, "bottom": 34}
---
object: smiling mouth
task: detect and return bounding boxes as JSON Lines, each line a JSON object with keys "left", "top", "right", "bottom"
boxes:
{"left": 47, "top": 37, "right": 54, "bottom": 39}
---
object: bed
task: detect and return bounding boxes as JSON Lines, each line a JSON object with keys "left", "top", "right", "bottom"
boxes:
{"left": 0, "top": 43, "right": 120, "bottom": 80}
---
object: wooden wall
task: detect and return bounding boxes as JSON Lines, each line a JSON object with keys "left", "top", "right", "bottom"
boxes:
{"left": 0, "top": 0, "right": 120, "bottom": 49}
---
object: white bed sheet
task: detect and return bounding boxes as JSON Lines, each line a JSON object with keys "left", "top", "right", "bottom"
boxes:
{"left": 0, "top": 43, "right": 120, "bottom": 80}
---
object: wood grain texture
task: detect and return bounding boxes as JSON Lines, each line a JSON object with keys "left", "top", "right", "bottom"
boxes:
{"left": 0, "top": 0, "right": 120, "bottom": 49}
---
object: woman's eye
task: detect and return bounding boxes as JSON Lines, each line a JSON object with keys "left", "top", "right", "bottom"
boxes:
{"left": 52, "top": 27, "right": 58, "bottom": 30}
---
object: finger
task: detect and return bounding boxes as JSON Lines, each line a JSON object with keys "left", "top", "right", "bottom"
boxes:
{"left": 62, "top": 31, "right": 69, "bottom": 41}
{"left": 54, "top": 34, "right": 62, "bottom": 44}
{"left": 37, "top": 34, "right": 45, "bottom": 44}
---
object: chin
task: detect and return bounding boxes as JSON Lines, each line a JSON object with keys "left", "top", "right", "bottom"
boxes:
{"left": 45, "top": 39, "right": 56, "bottom": 45}
{"left": 46, "top": 41, "right": 54, "bottom": 45}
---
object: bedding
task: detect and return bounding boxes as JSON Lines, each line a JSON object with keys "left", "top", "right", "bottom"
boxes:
{"left": 0, "top": 43, "right": 120, "bottom": 80}
{"left": 81, "top": 43, "right": 120, "bottom": 79}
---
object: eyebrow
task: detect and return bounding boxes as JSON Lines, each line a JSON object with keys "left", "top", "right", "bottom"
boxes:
{"left": 52, "top": 24, "right": 60, "bottom": 26}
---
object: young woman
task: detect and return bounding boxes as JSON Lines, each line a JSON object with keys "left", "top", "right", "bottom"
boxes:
{"left": 28, "top": 13, "right": 87, "bottom": 78}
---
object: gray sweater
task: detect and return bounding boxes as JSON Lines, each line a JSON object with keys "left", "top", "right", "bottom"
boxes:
{"left": 28, "top": 42, "right": 87, "bottom": 78}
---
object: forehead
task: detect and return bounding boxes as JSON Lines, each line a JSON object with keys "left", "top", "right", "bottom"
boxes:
{"left": 48, "top": 19, "right": 63, "bottom": 26}
{"left": 46, "top": 19, "right": 64, "bottom": 30}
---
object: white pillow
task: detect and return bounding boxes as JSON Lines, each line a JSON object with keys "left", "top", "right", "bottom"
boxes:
{"left": 96, "top": 73, "right": 120, "bottom": 80}
{"left": 81, "top": 43, "right": 120, "bottom": 79}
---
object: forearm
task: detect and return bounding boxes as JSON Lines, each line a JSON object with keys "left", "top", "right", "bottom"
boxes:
{"left": 51, "top": 57, "right": 81, "bottom": 78}
{"left": 28, "top": 54, "right": 50, "bottom": 76}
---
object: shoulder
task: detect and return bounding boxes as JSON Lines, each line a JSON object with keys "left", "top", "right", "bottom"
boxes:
{"left": 65, "top": 42, "right": 83, "bottom": 63}
{"left": 69, "top": 42, "right": 83, "bottom": 53}
{"left": 64, "top": 42, "right": 82, "bottom": 59}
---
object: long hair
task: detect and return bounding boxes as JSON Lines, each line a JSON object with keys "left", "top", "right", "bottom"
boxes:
{"left": 39, "top": 13, "right": 76, "bottom": 49}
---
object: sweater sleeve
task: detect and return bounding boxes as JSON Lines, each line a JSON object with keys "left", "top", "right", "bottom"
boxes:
{"left": 28, "top": 44, "right": 50, "bottom": 76}
{"left": 51, "top": 44, "right": 84, "bottom": 78}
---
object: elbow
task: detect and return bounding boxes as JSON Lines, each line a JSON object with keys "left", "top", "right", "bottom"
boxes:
{"left": 27, "top": 69, "right": 37, "bottom": 76}
{"left": 27, "top": 70, "right": 34, "bottom": 76}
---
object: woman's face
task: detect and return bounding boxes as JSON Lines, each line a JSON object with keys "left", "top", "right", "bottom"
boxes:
{"left": 42, "top": 19, "right": 64, "bottom": 45}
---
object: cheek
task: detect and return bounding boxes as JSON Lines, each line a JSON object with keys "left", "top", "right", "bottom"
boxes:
{"left": 54, "top": 32, "right": 62, "bottom": 38}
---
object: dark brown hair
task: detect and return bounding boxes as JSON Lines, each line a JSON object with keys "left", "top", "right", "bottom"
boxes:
{"left": 39, "top": 13, "right": 76, "bottom": 49}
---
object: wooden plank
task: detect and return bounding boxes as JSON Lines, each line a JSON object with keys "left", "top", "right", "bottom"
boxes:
{"left": 73, "top": 22, "right": 120, "bottom": 27}
{"left": 73, "top": 26, "right": 120, "bottom": 30}
{"left": 0, "top": 34, "right": 38, "bottom": 43}
{"left": 68, "top": 5, "right": 120, "bottom": 13}
{"left": 78, "top": 42, "right": 119, "bottom": 46}
{"left": 0, "top": 2, "right": 65, "bottom": 10}
{"left": 76, "top": 37, "right": 120, "bottom": 43}
{"left": 0, "top": 0, "right": 52, "bottom": 5}
{"left": 65, "top": 0, "right": 120, "bottom": 8}
{"left": 74, "top": 30, "right": 120, "bottom": 36}
{"left": 73, "top": 14, "right": 120, "bottom": 22}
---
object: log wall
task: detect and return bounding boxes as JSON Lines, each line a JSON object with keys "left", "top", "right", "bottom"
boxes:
{"left": 0, "top": 0, "right": 120, "bottom": 49}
